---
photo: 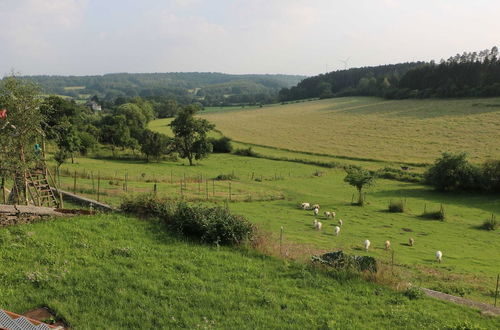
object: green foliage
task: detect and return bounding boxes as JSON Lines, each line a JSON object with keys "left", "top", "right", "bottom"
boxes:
{"left": 403, "top": 287, "right": 424, "bottom": 300}
{"left": 214, "top": 173, "right": 238, "bottom": 181}
{"left": 481, "top": 215, "right": 498, "bottom": 231}
{"left": 166, "top": 202, "right": 255, "bottom": 246}
{"left": 388, "top": 199, "right": 406, "bottom": 213}
{"left": 53, "top": 149, "right": 70, "bottom": 169}
{"left": 233, "top": 147, "right": 258, "bottom": 157}
{"left": 421, "top": 204, "right": 446, "bottom": 221}
{"left": 120, "top": 193, "right": 174, "bottom": 218}
{"left": 140, "top": 129, "right": 172, "bottom": 161}
{"left": 481, "top": 160, "right": 500, "bottom": 192}
{"left": 344, "top": 166, "right": 375, "bottom": 206}
{"left": 170, "top": 105, "right": 215, "bottom": 165}
{"left": 209, "top": 136, "right": 233, "bottom": 153}
{"left": 425, "top": 153, "right": 481, "bottom": 192}
{"left": 376, "top": 167, "right": 423, "bottom": 183}
{"left": 312, "top": 251, "right": 377, "bottom": 273}
{"left": 78, "top": 131, "right": 98, "bottom": 156}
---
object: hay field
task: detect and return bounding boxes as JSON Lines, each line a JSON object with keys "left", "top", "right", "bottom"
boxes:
{"left": 200, "top": 97, "right": 500, "bottom": 163}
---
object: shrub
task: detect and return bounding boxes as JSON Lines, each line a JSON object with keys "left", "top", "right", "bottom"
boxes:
{"left": 425, "top": 153, "right": 482, "bottom": 191}
{"left": 214, "top": 173, "right": 238, "bottom": 181}
{"left": 376, "top": 167, "right": 423, "bottom": 183}
{"left": 165, "top": 202, "right": 255, "bottom": 246}
{"left": 403, "top": 286, "right": 424, "bottom": 300}
{"left": 421, "top": 204, "right": 446, "bottom": 221}
{"left": 388, "top": 199, "right": 405, "bottom": 213}
{"left": 481, "top": 215, "right": 498, "bottom": 231}
{"left": 120, "top": 193, "right": 174, "bottom": 218}
{"left": 312, "top": 250, "right": 377, "bottom": 273}
{"left": 233, "top": 147, "right": 258, "bottom": 157}
{"left": 209, "top": 136, "right": 233, "bottom": 153}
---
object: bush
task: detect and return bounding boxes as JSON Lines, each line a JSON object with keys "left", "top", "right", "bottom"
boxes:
{"left": 481, "top": 215, "right": 498, "bottom": 231}
{"left": 311, "top": 250, "right": 377, "bottom": 273}
{"left": 403, "top": 286, "right": 424, "bottom": 300}
{"left": 209, "top": 136, "right": 233, "bottom": 153}
{"left": 165, "top": 202, "right": 255, "bottom": 246}
{"left": 120, "top": 193, "right": 174, "bottom": 218}
{"left": 214, "top": 173, "right": 238, "bottom": 181}
{"left": 421, "top": 204, "right": 446, "bottom": 221}
{"left": 425, "top": 153, "right": 482, "bottom": 192}
{"left": 233, "top": 147, "right": 258, "bottom": 157}
{"left": 376, "top": 167, "right": 423, "bottom": 183}
{"left": 388, "top": 199, "right": 405, "bottom": 213}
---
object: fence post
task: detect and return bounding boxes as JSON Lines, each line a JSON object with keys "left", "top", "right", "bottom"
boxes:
{"left": 280, "top": 226, "right": 284, "bottom": 256}
{"left": 495, "top": 274, "right": 499, "bottom": 307}
{"left": 170, "top": 170, "right": 173, "bottom": 184}
{"left": 1, "top": 177, "right": 6, "bottom": 204}
{"left": 229, "top": 182, "right": 232, "bottom": 201}
{"left": 91, "top": 171, "right": 95, "bottom": 193}
{"left": 206, "top": 180, "right": 208, "bottom": 200}
{"left": 73, "top": 170, "right": 77, "bottom": 193}
{"left": 180, "top": 180, "right": 184, "bottom": 198}
{"left": 212, "top": 179, "right": 215, "bottom": 196}
{"left": 153, "top": 183, "right": 157, "bottom": 194}
{"left": 198, "top": 175, "right": 201, "bottom": 194}
{"left": 97, "top": 172, "right": 101, "bottom": 202}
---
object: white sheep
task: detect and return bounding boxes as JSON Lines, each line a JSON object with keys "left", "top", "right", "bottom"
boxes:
{"left": 409, "top": 237, "right": 414, "bottom": 246}
{"left": 315, "top": 221, "right": 322, "bottom": 230}
{"left": 436, "top": 250, "right": 443, "bottom": 263}
{"left": 312, "top": 204, "right": 320, "bottom": 210}
{"left": 384, "top": 240, "right": 391, "bottom": 250}
{"left": 331, "top": 211, "right": 336, "bottom": 220}
{"left": 364, "top": 239, "right": 371, "bottom": 251}
{"left": 301, "top": 202, "right": 310, "bottom": 210}
{"left": 324, "top": 211, "right": 332, "bottom": 219}
{"left": 334, "top": 226, "right": 340, "bottom": 236}
{"left": 338, "top": 219, "right": 343, "bottom": 226}
{"left": 313, "top": 207, "right": 319, "bottom": 216}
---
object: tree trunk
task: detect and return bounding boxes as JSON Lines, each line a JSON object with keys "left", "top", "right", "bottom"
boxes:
{"left": 71, "top": 154, "right": 74, "bottom": 164}
{"left": 357, "top": 188, "right": 364, "bottom": 206}
{"left": 188, "top": 155, "right": 193, "bottom": 166}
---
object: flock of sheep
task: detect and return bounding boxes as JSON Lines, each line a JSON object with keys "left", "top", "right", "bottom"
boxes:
{"left": 300, "top": 202, "right": 444, "bottom": 263}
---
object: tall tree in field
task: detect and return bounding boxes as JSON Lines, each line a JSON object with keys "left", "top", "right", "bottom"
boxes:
{"left": 0, "top": 75, "right": 43, "bottom": 203}
{"left": 170, "top": 105, "right": 214, "bottom": 165}
{"left": 344, "top": 166, "right": 375, "bottom": 206}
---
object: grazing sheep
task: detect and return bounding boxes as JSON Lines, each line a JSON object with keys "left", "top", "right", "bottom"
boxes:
{"left": 324, "top": 211, "right": 332, "bottom": 219}
{"left": 331, "top": 211, "right": 336, "bottom": 220}
{"left": 384, "top": 240, "right": 391, "bottom": 250}
{"left": 313, "top": 207, "right": 319, "bottom": 216}
{"left": 338, "top": 219, "right": 343, "bottom": 226}
{"left": 409, "top": 237, "right": 415, "bottom": 246}
{"left": 312, "top": 204, "right": 320, "bottom": 210}
{"left": 301, "top": 202, "right": 310, "bottom": 210}
{"left": 315, "top": 221, "right": 322, "bottom": 230}
{"left": 436, "top": 250, "right": 443, "bottom": 263}
{"left": 334, "top": 226, "right": 340, "bottom": 236}
{"left": 364, "top": 239, "right": 371, "bottom": 251}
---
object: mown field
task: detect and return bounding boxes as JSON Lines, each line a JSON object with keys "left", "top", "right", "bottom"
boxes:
{"left": 0, "top": 214, "right": 498, "bottom": 329}
{"left": 198, "top": 97, "right": 500, "bottom": 163}
{"left": 52, "top": 151, "right": 500, "bottom": 305}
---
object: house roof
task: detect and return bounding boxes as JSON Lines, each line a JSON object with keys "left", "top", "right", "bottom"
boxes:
{"left": 0, "top": 309, "right": 62, "bottom": 330}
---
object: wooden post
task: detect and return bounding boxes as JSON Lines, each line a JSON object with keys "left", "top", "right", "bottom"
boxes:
{"left": 97, "top": 172, "right": 101, "bottom": 202}
{"left": 495, "top": 274, "right": 499, "bottom": 307}
{"left": 212, "top": 179, "right": 215, "bottom": 196}
{"left": 229, "top": 181, "right": 232, "bottom": 201}
{"left": 1, "top": 177, "right": 6, "bottom": 204}
{"left": 180, "top": 180, "right": 184, "bottom": 198}
{"left": 73, "top": 170, "right": 77, "bottom": 193}
{"left": 280, "top": 226, "right": 284, "bottom": 256}
{"left": 91, "top": 171, "right": 95, "bottom": 193}
{"left": 170, "top": 170, "right": 173, "bottom": 184}
{"left": 153, "top": 183, "right": 157, "bottom": 194}
{"left": 198, "top": 175, "right": 201, "bottom": 194}
{"left": 206, "top": 180, "right": 208, "bottom": 200}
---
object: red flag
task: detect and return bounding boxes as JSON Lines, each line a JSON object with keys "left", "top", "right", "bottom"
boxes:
{"left": 0, "top": 109, "right": 6, "bottom": 119}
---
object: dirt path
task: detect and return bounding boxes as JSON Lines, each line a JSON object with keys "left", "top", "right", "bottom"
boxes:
{"left": 422, "top": 288, "right": 500, "bottom": 316}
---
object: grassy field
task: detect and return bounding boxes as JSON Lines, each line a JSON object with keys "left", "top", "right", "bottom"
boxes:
{"left": 0, "top": 214, "right": 498, "bottom": 329}
{"left": 51, "top": 151, "right": 500, "bottom": 305}
{"left": 198, "top": 97, "right": 500, "bottom": 163}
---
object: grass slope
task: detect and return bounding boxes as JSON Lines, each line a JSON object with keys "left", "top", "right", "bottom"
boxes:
{"left": 198, "top": 97, "right": 500, "bottom": 163}
{"left": 0, "top": 215, "right": 498, "bottom": 329}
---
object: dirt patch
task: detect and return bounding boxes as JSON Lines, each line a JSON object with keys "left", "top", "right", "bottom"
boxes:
{"left": 422, "top": 288, "right": 500, "bottom": 316}
{"left": 23, "top": 307, "right": 68, "bottom": 329}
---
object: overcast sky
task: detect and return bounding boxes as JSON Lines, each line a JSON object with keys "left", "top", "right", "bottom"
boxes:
{"left": 1, "top": 0, "right": 499, "bottom": 77}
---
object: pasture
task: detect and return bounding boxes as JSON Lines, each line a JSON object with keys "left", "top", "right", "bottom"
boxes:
{"left": 54, "top": 150, "right": 500, "bottom": 304}
{"left": 2, "top": 214, "right": 497, "bottom": 328}
{"left": 199, "top": 97, "right": 500, "bottom": 163}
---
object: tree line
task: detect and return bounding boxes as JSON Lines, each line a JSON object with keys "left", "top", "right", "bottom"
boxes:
{"left": 279, "top": 46, "right": 500, "bottom": 101}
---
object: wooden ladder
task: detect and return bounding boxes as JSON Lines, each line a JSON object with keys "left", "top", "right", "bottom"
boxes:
{"left": 27, "top": 168, "right": 59, "bottom": 208}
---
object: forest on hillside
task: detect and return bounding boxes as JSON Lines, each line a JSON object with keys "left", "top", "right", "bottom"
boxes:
{"left": 280, "top": 47, "right": 500, "bottom": 101}
{"left": 14, "top": 72, "right": 305, "bottom": 107}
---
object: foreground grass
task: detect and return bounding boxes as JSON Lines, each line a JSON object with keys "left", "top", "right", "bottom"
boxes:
{"left": 197, "top": 96, "right": 500, "bottom": 163}
{"left": 0, "top": 214, "right": 498, "bottom": 329}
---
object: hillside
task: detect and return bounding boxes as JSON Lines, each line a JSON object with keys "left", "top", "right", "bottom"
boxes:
{"left": 14, "top": 72, "right": 305, "bottom": 106}
{"left": 199, "top": 97, "right": 500, "bottom": 163}
{"left": 0, "top": 214, "right": 497, "bottom": 329}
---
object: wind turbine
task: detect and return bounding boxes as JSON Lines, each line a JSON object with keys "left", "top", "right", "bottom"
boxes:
{"left": 339, "top": 57, "right": 350, "bottom": 70}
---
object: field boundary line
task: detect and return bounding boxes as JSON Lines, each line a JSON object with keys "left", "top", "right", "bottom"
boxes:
{"left": 422, "top": 288, "right": 500, "bottom": 316}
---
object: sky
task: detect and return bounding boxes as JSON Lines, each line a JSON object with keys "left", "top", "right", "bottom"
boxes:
{"left": 1, "top": 0, "right": 499, "bottom": 76}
